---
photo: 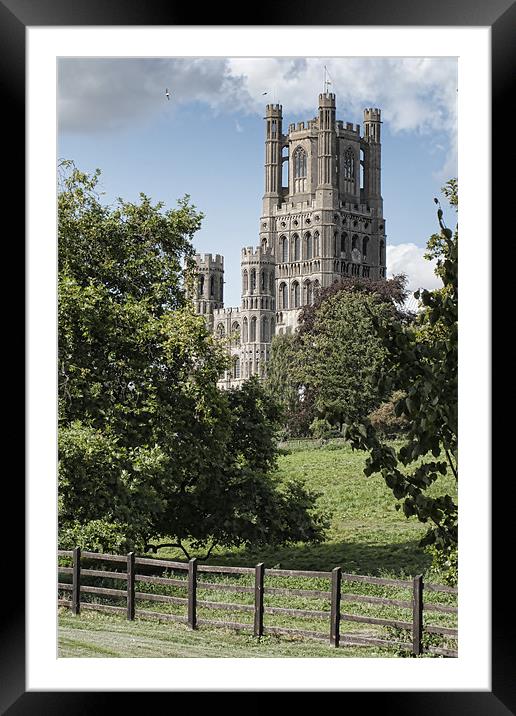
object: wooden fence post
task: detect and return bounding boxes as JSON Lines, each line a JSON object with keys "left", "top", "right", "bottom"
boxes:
{"left": 127, "top": 552, "right": 135, "bottom": 621}
{"left": 254, "top": 563, "right": 265, "bottom": 637}
{"left": 71, "top": 547, "right": 81, "bottom": 615}
{"left": 330, "top": 566, "right": 342, "bottom": 647}
{"left": 412, "top": 574, "right": 423, "bottom": 656}
{"left": 188, "top": 558, "right": 198, "bottom": 630}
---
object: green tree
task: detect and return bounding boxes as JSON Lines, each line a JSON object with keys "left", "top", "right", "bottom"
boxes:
{"left": 265, "top": 276, "right": 408, "bottom": 437}
{"left": 344, "top": 180, "right": 458, "bottom": 554}
{"left": 58, "top": 161, "right": 326, "bottom": 557}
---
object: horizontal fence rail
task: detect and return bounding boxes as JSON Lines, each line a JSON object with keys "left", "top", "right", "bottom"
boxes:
{"left": 57, "top": 548, "right": 457, "bottom": 657}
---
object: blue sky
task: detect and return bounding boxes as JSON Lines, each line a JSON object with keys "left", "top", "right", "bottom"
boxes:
{"left": 58, "top": 57, "right": 458, "bottom": 308}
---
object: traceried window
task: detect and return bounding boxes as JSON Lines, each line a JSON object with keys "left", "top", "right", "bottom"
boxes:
{"left": 233, "top": 356, "right": 240, "bottom": 379}
{"left": 216, "top": 323, "right": 225, "bottom": 338}
{"left": 293, "top": 146, "right": 307, "bottom": 193}
{"left": 344, "top": 147, "right": 355, "bottom": 180}
{"left": 250, "top": 316, "right": 257, "bottom": 342}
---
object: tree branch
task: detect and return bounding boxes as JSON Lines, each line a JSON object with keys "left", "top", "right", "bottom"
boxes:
{"left": 444, "top": 446, "right": 458, "bottom": 481}
{"left": 145, "top": 541, "right": 191, "bottom": 561}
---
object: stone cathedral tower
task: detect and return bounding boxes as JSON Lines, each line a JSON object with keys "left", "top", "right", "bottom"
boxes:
{"left": 193, "top": 93, "right": 387, "bottom": 388}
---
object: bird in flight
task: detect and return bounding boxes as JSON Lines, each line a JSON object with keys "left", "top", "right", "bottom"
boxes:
{"left": 165, "top": 88, "right": 171, "bottom": 100}
{"left": 262, "top": 92, "right": 268, "bottom": 95}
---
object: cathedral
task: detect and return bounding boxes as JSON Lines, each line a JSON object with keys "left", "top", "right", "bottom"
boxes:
{"left": 193, "top": 92, "right": 387, "bottom": 388}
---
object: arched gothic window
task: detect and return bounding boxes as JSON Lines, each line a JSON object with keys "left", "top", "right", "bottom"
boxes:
{"left": 344, "top": 147, "right": 355, "bottom": 180}
{"left": 305, "top": 233, "right": 312, "bottom": 259}
{"left": 379, "top": 239, "right": 385, "bottom": 265}
{"left": 352, "top": 234, "right": 359, "bottom": 251}
{"left": 341, "top": 233, "right": 348, "bottom": 255}
{"left": 250, "top": 269, "right": 256, "bottom": 291}
{"left": 197, "top": 274, "right": 204, "bottom": 298}
{"left": 210, "top": 276, "right": 215, "bottom": 297}
{"left": 250, "top": 316, "right": 257, "bottom": 342}
{"left": 304, "top": 280, "right": 313, "bottom": 305}
{"left": 292, "top": 234, "right": 300, "bottom": 261}
{"left": 261, "top": 271, "right": 266, "bottom": 291}
{"left": 261, "top": 316, "right": 268, "bottom": 342}
{"left": 363, "top": 236, "right": 369, "bottom": 259}
{"left": 216, "top": 323, "right": 225, "bottom": 338}
{"left": 293, "top": 146, "right": 307, "bottom": 193}
{"left": 314, "top": 231, "right": 320, "bottom": 257}
{"left": 280, "top": 236, "right": 288, "bottom": 263}
{"left": 279, "top": 282, "right": 288, "bottom": 309}
{"left": 243, "top": 269, "right": 248, "bottom": 293}
{"left": 233, "top": 356, "right": 240, "bottom": 379}
{"left": 292, "top": 281, "right": 300, "bottom": 308}
{"left": 232, "top": 321, "right": 240, "bottom": 346}
{"left": 243, "top": 317, "right": 248, "bottom": 343}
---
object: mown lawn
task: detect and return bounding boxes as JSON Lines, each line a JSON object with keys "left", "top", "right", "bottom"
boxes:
{"left": 59, "top": 439, "right": 458, "bottom": 658}
{"left": 58, "top": 609, "right": 397, "bottom": 658}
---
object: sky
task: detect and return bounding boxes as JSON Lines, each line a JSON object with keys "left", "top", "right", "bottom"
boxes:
{"left": 57, "top": 57, "right": 458, "bottom": 308}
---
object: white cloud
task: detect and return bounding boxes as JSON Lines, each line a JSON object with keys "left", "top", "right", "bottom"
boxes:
{"left": 387, "top": 242, "right": 442, "bottom": 294}
{"left": 58, "top": 57, "right": 457, "bottom": 175}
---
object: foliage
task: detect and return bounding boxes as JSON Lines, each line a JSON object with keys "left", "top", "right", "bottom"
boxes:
{"left": 59, "top": 519, "right": 135, "bottom": 554}
{"left": 58, "top": 161, "right": 326, "bottom": 557}
{"left": 309, "top": 418, "right": 334, "bottom": 440}
{"left": 344, "top": 180, "right": 458, "bottom": 556}
{"left": 297, "top": 288, "right": 401, "bottom": 429}
{"left": 264, "top": 334, "right": 316, "bottom": 438}
{"left": 367, "top": 391, "right": 409, "bottom": 438}
{"left": 265, "top": 276, "right": 409, "bottom": 436}
{"left": 425, "top": 544, "right": 458, "bottom": 587}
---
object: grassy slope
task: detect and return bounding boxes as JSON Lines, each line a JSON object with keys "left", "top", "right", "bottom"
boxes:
{"left": 59, "top": 439, "right": 457, "bottom": 657}
{"left": 152, "top": 439, "right": 457, "bottom": 577}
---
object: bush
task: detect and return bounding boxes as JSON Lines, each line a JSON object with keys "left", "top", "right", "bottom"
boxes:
{"left": 367, "top": 391, "right": 409, "bottom": 438}
{"left": 58, "top": 519, "right": 140, "bottom": 554}
{"left": 309, "top": 418, "right": 334, "bottom": 440}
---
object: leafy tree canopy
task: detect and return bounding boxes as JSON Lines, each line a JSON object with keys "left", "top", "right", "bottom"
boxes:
{"left": 58, "top": 162, "right": 326, "bottom": 557}
{"left": 265, "top": 275, "right": 409, "bottom": 436}
{"left": 344, "top": 180, "right": 458, "bottom": 554}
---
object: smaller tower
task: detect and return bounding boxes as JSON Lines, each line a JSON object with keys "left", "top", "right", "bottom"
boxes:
{"left": 263, "top": 104, "right": 283, "bottom": 216}
{"left": 316, "top": 92, "right": 338, "bottom": 209}
{"left": 192, "top": 254, "right": 224, "bottom": 329}
{"left": 240, "top": 245, "right": 276, "bottom": 380}
{"left": 362, "top": 108, "right": 383, "bottom": 214}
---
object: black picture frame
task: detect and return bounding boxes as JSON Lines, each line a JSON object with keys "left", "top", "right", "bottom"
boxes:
{"left": 8, "top": 0, "right": 510, "bottom": 710}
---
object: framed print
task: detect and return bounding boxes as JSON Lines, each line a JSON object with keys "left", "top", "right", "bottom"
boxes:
{"left": 7, "top": 0, "right": 512, "bottom": 710}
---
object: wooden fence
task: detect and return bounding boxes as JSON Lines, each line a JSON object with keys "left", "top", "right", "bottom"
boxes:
{"left": 57, "top": 548, "right": 458, "bottom": 657}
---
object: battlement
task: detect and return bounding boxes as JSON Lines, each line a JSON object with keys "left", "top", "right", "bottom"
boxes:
{"left": 213, "top": 306, "right": 240, "bottom": 318}
{"left": 319, "top": 92, "right": 336, "bottom": 106}
{"left": 194, "top": 253, "right": 224, "bottom": 269}
{"left": 364, "top": 107, "right": 382, "bottom": 121}
{"left": 265, "top": 104, "right": 282, "bottom": 115}
{"left": 241, "top": 245, "right": 275, "bottom": 263}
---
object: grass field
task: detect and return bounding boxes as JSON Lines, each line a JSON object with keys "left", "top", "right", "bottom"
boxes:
{"left": 59, "top": 439, "right": 458, "bottom": 658}
{"left": 150, "top": 438, "right": 457, "bottom": 577}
